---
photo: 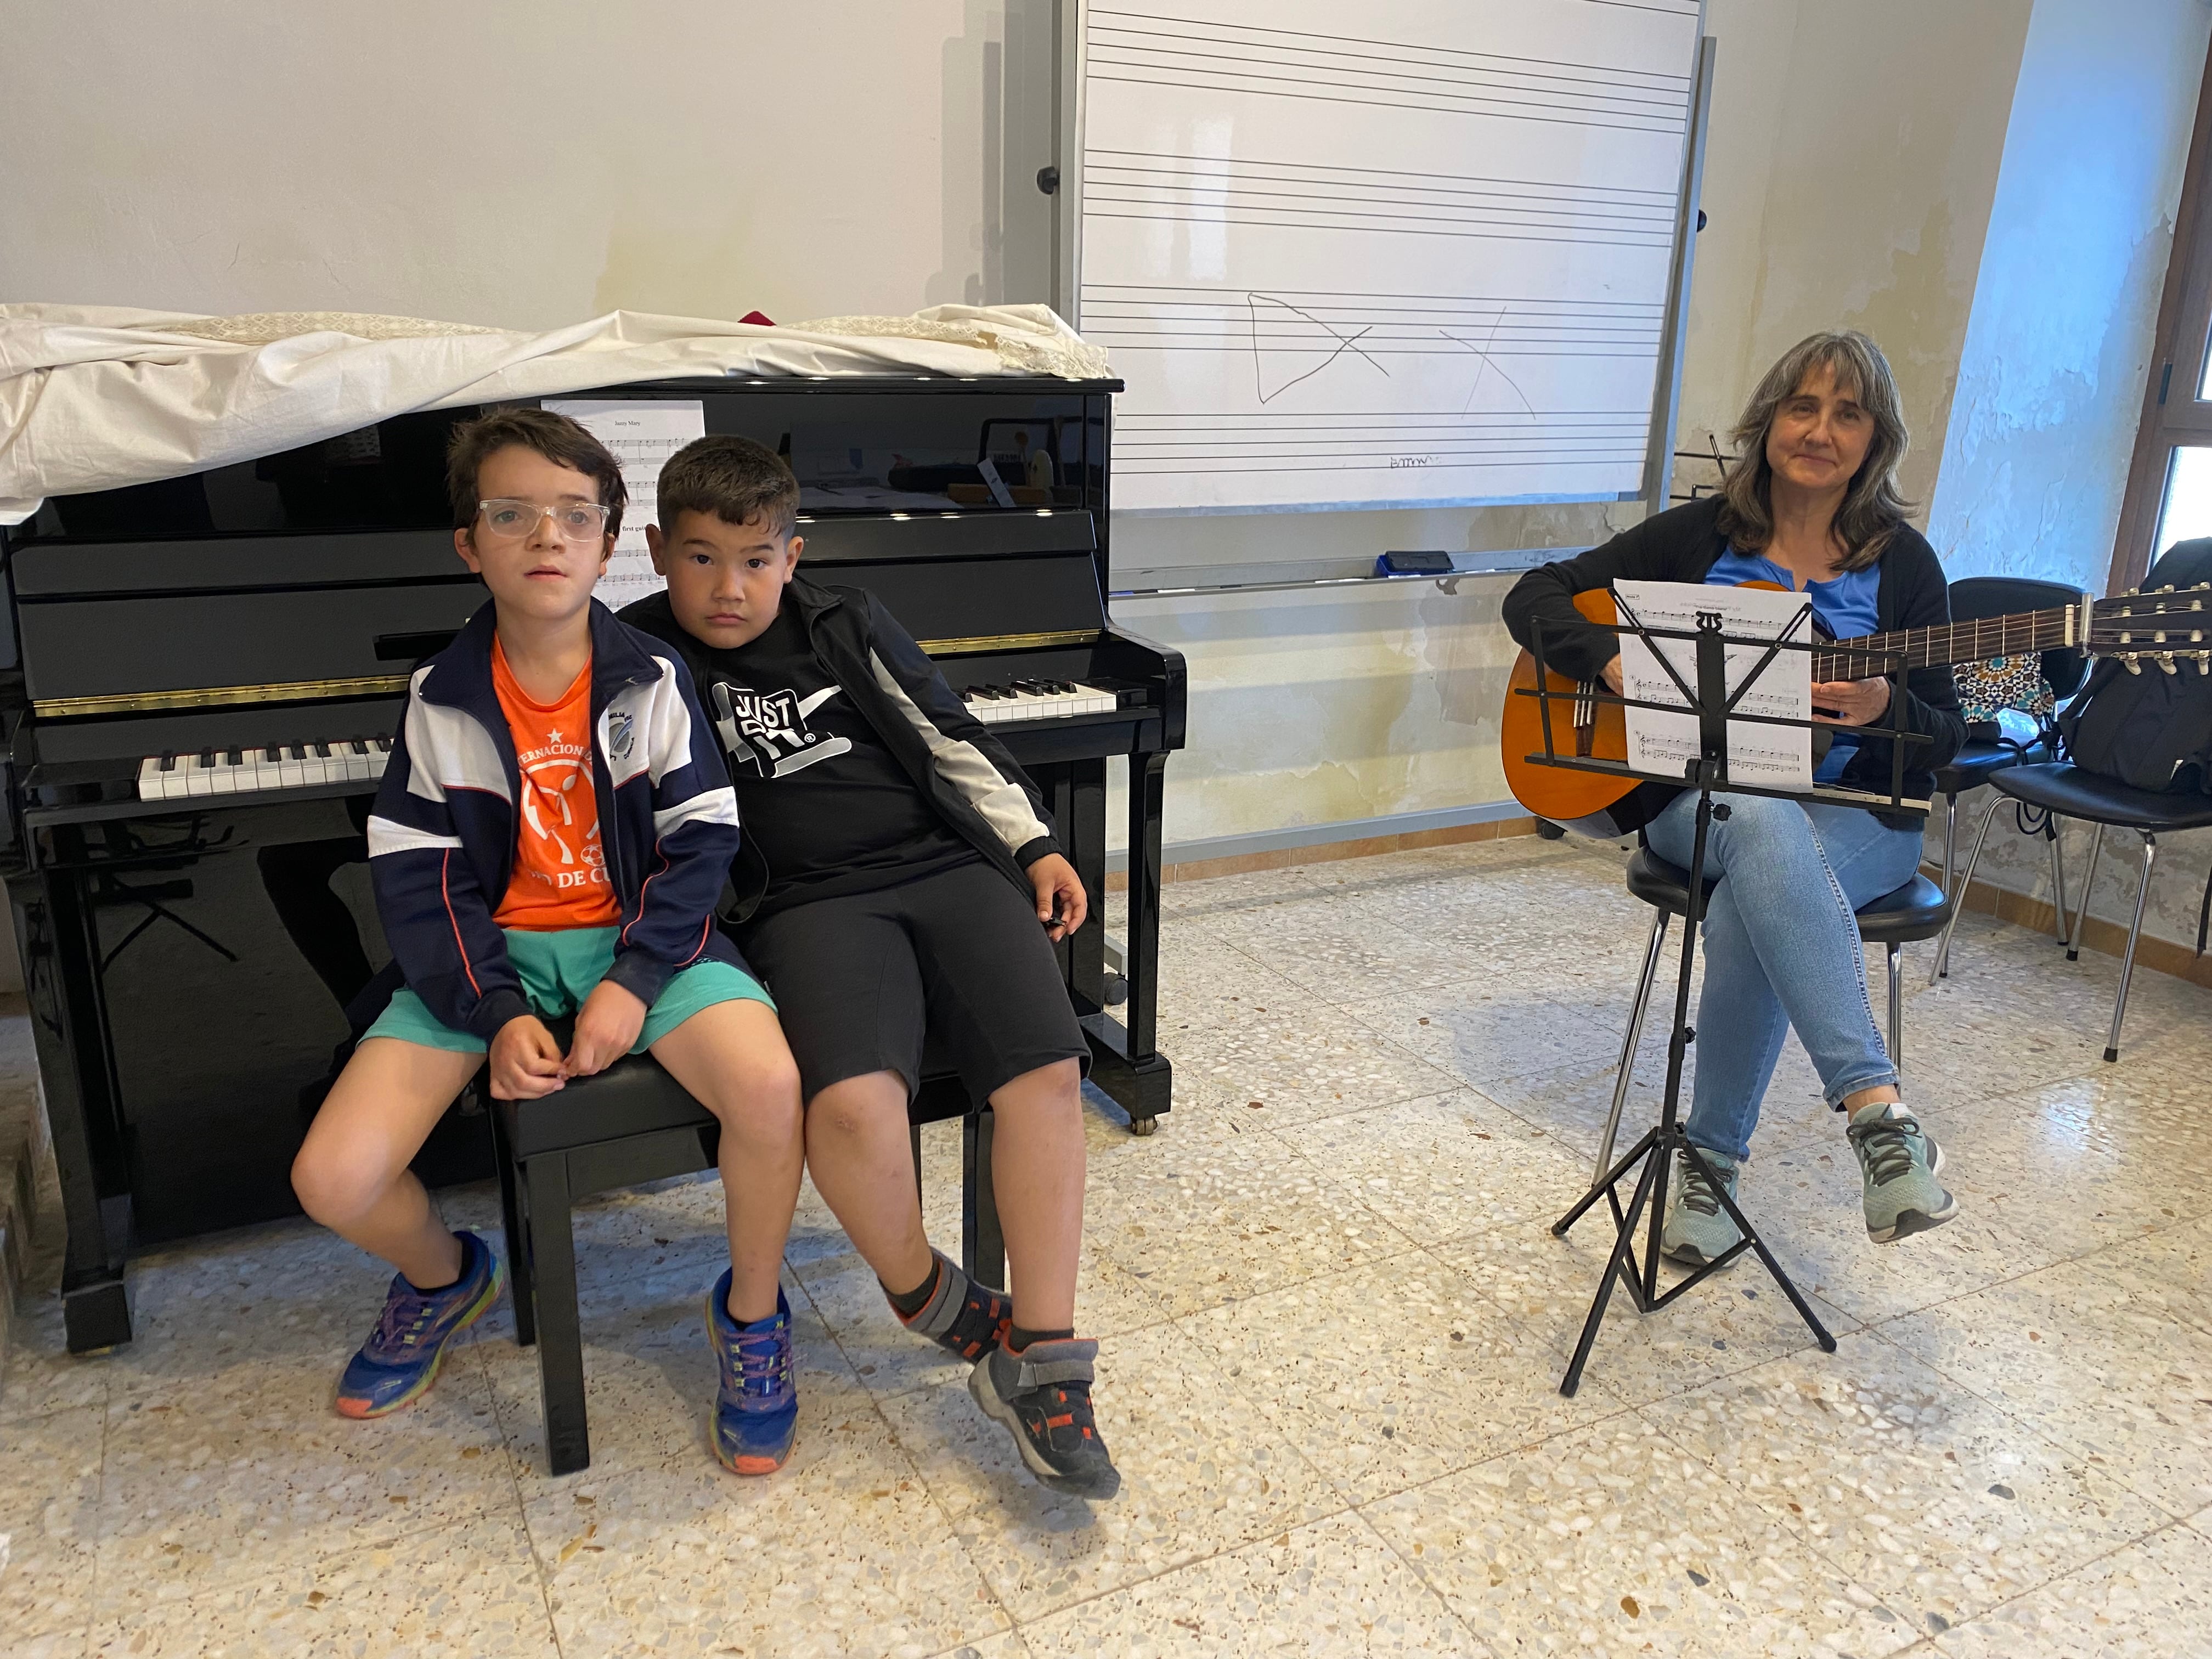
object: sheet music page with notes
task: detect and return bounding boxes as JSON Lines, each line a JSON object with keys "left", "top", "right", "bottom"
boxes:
{"left": 543, "top": 399, "right": 706, "bottom": 609}
{"left": 1613, "top": 580, "right": 1814, "bottom": 791}
{"left": 1077, "top": 0, "right": 1702, "bottom": 511}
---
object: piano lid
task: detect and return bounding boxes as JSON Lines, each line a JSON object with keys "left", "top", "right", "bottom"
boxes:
{"left": 794, "top": 509, "right": 1107, "bottom": 654}
{"left": 9, "top": 379, "right": 1119, "bottom": 543}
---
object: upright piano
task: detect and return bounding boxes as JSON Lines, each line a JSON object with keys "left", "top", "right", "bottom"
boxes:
{"left": 0, "top": 375, "right": 1182, "bottom": 1351}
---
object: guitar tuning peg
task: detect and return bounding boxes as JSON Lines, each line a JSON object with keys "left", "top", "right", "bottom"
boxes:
{"left": 2124, "top": 655, "right": 2143, "bottom": 675}
{"left": 2159, "top": 652, "right": 2179, "bottom": 674}
{"left": 2159, "top": 584, "right": 2176, "bottom": 593}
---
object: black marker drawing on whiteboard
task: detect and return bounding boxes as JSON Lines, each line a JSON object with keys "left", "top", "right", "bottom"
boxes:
{"left": 1244, "top": 292, "right": 1391, "bottom": 404}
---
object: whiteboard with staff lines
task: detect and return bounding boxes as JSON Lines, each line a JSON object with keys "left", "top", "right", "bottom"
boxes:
{"left": 1075, "top": 0, "right": 1703, "bottom": 512}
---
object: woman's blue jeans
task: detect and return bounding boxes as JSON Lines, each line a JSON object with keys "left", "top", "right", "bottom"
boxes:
{"left": 1643, "top": 789, "right": 1925, "bottom": 1164}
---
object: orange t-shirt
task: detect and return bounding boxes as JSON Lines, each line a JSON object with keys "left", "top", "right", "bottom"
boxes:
{"left": 491, "top": 640, "right": 620, "bottom": 931}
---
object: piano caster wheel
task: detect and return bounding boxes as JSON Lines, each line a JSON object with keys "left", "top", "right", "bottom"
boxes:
{"left": 1102, "top": 972, "right": 1130, "bottom": 1007}
{"left": 1128, "top": 1115, "right": 1158, "bottom": 1137}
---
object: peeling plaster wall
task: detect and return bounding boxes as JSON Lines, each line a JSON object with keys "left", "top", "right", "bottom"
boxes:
{"left": 1925, "top": 0, "right": 2212, "bottom": 952}
{"left": 1672, "top": 0, "right": 2033, "bottom": 507}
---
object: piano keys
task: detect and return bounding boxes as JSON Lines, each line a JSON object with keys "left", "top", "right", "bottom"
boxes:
{"left": 2, "top": 373, "right": 1182, "bottom": 1354}
{"left": 961, "top": 680, "right": 1120, "bottom": 726}
{"left": 136, "top": 736, "right": 393, "bottom": 799}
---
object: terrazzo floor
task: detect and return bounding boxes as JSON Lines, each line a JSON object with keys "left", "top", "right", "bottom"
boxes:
{"left": 3, "top": 834, "right": 2210, "bottom": 1657}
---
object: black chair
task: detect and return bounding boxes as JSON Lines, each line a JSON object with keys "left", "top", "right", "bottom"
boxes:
{"left": 1936, "top": 764, "right": 2212, "bottom": 1063}
{"left": 1592, "top": 848, "right": 1952, "bottom": 1184}
{"left": 1927, "top": 576, "right": 2092, "bottom": 979}
{"left": 489, "top": 1047, "right": 999, "bottom": 1475}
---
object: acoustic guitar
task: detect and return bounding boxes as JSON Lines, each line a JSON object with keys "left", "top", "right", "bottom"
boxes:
{"left": 1501, "top": 581, "right": 2211, "bottom": 838}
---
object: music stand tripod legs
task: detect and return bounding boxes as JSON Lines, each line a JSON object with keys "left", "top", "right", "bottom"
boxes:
{"left": 1548, "top": 777, "right": 1837, "bottom": 1398}
{"left": 1525, "top": 603, "right": 1872, "bottom": 1400}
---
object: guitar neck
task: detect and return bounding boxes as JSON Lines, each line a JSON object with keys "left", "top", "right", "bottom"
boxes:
{"left": 1812, "top": 605, "right": 2075, "bottom": 682}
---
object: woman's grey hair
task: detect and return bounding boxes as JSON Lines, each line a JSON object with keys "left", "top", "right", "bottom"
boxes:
{"left": 1717, "top": 329, "right": 1914, "bottom": 573}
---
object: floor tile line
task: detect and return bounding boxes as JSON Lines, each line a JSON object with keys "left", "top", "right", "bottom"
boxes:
{"left": 987, "top": 1492, "right": 1373, "bottom": 1635}
{"left": 1167, "top": 1238, "right": 1458, "bottom": 1358}
{"left": 800, "top": 1269, "right": 1030, "bottom": 1641}
{"left": 475, "top": 1332, "right": 568, "bottom": 1659}
{"left": 1626, "top": 1404, "right": 1929, "bottom": 1636}
{"left": 1327, "top": 1502, "right": 1506, "bottom": 1659}
{"left": 1613, "top": 1348, "right": 2143, "bottom": 1638}
{"left": 1920, "top": 1513, "right": 2212, "bottom": 1647}
{"left": 1850, "top": 1305, "right": 2208, "bottom": 1526}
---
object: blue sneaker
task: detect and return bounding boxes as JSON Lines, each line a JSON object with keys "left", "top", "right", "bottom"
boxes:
{"left": 335, "top": 1230, "right": 501, "bottom": 1419}
{"left": 706, "top": 1271, "right": 797, "bottom": 1475}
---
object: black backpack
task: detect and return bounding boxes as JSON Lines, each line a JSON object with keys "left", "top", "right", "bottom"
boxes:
{"left": 2058, "top": 538, "right": 2212, "bottom": 794}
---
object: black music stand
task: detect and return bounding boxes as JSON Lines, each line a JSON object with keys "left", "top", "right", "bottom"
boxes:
{"left": 1521, "top": 595, "right": 1930, "bottom": 1398}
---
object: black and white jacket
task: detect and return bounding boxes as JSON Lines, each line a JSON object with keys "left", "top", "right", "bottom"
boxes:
{"left": 620, "top": 575, "right": 1067, "bottom": 922}
{"left": 363, "top": 601, "right": 745, "bottom": 1040}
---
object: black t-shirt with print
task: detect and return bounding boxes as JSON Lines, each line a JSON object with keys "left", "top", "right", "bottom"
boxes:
{"left": 686, "top": 603, "right": 978, "bottom": 913}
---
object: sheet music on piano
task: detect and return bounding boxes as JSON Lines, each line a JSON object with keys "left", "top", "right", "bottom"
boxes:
{"left": 1614, "top": 579, "right": 1815, "bottom": 792}
{"left": 544, "top": 398, "right": 706, "bottom": 608}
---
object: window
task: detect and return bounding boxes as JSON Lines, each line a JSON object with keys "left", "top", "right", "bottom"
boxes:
{"left": 2113, "top": 43, "right": 2212, "bottom": 591}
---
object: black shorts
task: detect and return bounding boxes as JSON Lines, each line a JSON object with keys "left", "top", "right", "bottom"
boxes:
{"left": 738, "top": 858, "right": 1090, "bottom": 1105}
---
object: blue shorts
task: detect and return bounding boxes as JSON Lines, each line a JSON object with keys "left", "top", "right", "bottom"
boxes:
{"left": 362, "top": 926, "right": 774, "bottom": 1054}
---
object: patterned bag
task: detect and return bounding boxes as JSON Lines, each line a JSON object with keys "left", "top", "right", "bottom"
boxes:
{"left": 1952, "top": 654, "right": 2054, "bottom": 737}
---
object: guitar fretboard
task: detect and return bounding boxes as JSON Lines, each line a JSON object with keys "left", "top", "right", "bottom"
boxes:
{"left": 1811, "top": 608, "right": 2074, "bottom": 682}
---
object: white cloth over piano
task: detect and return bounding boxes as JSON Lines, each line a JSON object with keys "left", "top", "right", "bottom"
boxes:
{"left": 0, "top": 304, "right": 1112, "bottom": 523}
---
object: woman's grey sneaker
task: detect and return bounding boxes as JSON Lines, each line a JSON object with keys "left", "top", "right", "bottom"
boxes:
{"left": 1660, "top": 1147, "right": 1742, "bottom": 1268}
{"left": 1847, "top": 1103, "right": 1957, "bottom": 1242}
{"left": 968, "top": 1336, "right": 1120, "bottom": 1499}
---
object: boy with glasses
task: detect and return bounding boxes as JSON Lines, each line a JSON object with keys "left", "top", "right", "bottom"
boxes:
{"left": 620, "top": 435, "right": 1119, "bottom": 1499}
{"left": 291, "top": 408, "right": 810, "bottom": 1476}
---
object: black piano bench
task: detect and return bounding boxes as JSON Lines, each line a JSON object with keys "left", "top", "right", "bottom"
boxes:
{"left": 487, "top": 1056, "right": 1001, "bottom": 1476}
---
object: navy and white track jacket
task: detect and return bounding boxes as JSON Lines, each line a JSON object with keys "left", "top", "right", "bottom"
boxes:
{"left": 364, "top": 600, "right": 744, "bottom": 1041}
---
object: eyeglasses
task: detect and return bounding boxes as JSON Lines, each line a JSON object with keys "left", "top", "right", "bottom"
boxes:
{"left": 474, "top": 499, "right": 612, "bottom": 542}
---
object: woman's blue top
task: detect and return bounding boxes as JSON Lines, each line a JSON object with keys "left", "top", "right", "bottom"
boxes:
{"left": 1704, "top": 548, "right": 1882, "bottom": 783}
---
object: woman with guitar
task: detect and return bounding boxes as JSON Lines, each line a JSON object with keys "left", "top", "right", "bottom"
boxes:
{"left": 1502, "top": 330, "right": 1966, "bottom": 1265}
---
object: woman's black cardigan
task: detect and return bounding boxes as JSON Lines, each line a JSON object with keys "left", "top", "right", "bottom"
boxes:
{"left": 1500, "top": 495, "right": 1965, "bottom": 821}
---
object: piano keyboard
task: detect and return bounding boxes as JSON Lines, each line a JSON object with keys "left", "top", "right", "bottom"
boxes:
{"left": 960, "top": 680, "right": 1118, "bottom": 725}
{"left": 136, "top": 736, "right": 393, "bottom": 800}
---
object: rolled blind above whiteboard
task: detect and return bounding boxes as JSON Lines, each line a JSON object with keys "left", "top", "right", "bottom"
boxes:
{"left": 1076, "top": 0, "right": 1703, "bottom": 513}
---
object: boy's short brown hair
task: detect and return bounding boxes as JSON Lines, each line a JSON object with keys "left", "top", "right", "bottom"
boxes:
{"left": 657, "top": 435, "right": 800, "bottom": 539}
{"left": 445, "top": 407, "right": 628, "bottom": 540}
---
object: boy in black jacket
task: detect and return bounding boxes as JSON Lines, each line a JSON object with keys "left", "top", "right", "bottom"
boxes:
{"left": 622, "top": 436, "right": 1118, "bottom": 1500}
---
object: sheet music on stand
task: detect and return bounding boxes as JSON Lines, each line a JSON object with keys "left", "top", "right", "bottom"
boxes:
{"left": 544, "top": 398, "right": 707, "bottom": 610}
{"left": 1615, "top": 579, "right": 1814, "bottom": 791}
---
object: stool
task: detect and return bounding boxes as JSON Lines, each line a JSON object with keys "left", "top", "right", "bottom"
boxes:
{"left": 490, "top": 1053, "right": 996, "bottom": 1475}
{"left": 1592, "top": 848, "right": 1951, "bottom": 1184}
{"left": 1936, "top": 762, "right": 2212, "bottom": 1062}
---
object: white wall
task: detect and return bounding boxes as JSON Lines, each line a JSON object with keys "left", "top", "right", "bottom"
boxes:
{"left": 0, "top": 0, "right": 1036, "bottom": 326}
{"left": 1925, "top": 0, "right": 2212, "bottom": 952}
{"left": 3, "top": 0, "right": 2207, "bottom": 937}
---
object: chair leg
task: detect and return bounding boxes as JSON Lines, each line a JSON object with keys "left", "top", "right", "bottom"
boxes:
{"left": 1592, "top": 909, "right": 1668, "bottom": 1189}
{"left": 1931, "top": 794, "right": 2007, "bottom": 986}
{"left": 2104, "top": 834, "right": 2159, "bottom": 1064}
{"left": 490, "top": 1110, "right": 537, "bottom": 1349}
{"left": 521, "top": 1152, "right": 591, "bottom": 1476}
{"left": 962, "top": 1110, "right": 1006, "bottom": 1293}
{"left": 2046, "top": 816, "right": 2070, "bottom": 946}
{"left": 2067, "top": 823, "right": 2106, "bottom": 963}
{"left": 1933, "top": 793, "right": 1959, "bottom": 978}
{"left": 1886, "top": 941, "right": 1903, "bottom": 1080}
{"left": 909, "top": 1121, "right": 924, "bottom": 1211}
